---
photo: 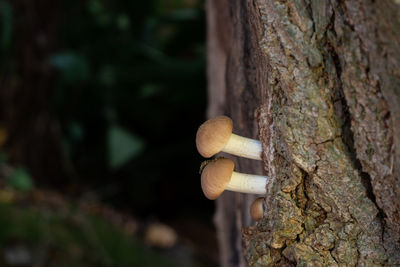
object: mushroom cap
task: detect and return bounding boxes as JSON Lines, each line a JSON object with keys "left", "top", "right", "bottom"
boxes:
{"left": 201, "top": 158, "right": 234, "bottom": 200}
{"left": 196, "top": 116, "right": 233, "bottom": 158}
{"left": 250, "top": 197, "right": 265, "bottom": 221}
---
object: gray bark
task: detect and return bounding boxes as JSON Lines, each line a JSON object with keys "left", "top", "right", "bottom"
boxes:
{"left": 206, "top": 0, "right": 400, "bottom": 266}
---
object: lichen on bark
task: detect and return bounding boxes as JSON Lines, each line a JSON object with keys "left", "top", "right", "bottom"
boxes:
{"left": 243, "top": 0, "right": 400, "bottom": 265}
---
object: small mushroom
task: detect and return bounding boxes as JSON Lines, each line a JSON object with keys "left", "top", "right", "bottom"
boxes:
{"left": 200, "top": 158, "right": 267, "bottom": 200}
{"left": 250, "top": 197, "right": 265, "bottom": 221}
{"left": 196, "top": 116, "right": 262, "bottom": 160}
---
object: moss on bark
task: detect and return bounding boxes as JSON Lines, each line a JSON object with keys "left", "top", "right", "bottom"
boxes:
{"left": 243, "top": 0, "right": 400, "bottom": 265}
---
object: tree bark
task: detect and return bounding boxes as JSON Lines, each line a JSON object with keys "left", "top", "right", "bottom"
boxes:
{"left": 206, "top": 0, "right": 267, "bottom": 265}
{"left": 206, "top": 0, "right": 400, "bottom": 266}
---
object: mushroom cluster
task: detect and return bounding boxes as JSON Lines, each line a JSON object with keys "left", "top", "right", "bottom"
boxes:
{"left": 196, "top": 116, "right": 268, "bottom": 221}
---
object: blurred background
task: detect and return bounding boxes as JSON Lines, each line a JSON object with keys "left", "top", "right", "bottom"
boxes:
{"left": 0, "top": 0, "right": 217, "bottom": 266}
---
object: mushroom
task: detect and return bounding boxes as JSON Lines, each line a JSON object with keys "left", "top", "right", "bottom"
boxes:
{"left": 196, "top": 116, "right": 262, "bottom": 160}
{"left": 250, "top": 197, "right": 265, "bottom": 221}
{"left": 200, "top": 158, "right": 267, "bottom": 200}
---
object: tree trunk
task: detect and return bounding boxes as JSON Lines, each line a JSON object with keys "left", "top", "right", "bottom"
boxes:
{"left": 0, "top": 0, "right": 66, "bottom": 185}
{"left": 206, "top": 0, "right": 400, "bottom": 266}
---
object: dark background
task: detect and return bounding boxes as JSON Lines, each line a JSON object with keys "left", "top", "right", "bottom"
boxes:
{"left": 0, "top": 0, "right": 217, "bottom": 266}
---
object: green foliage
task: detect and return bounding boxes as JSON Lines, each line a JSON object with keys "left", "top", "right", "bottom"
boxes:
{"left": 116, "top": 14, "right": 130, "bottom": 31}
{"left": 51, "top": 0, "right": 206, "bottom": 207}
{"left": 0, "top": 0, "right": 210, "bottom": 265}
{"left": 5, "top": 168, "right": 34, "bottom": 192}
{"left": 107, "top": 124, "right": 145, "bottom": 169}
{"left": 51, "top": 52, "right": 90, "bottom": 83}
{"left": 0, "top": 202, "right": 176, "bottom": 266}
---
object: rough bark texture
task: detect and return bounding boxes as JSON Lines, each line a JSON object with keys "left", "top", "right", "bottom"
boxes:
{"left": 207, "top": 0, "right": 400, "bottom": 266}
{"left": 206, "top": 0, "right": 265, "bottom": 266}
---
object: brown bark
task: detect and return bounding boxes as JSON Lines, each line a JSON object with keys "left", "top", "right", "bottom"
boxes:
{"left": 207, "top": 0, "right": 400, "bottom": 266}
{"left": 206, "top": 0, "right": 267, "bottom": 265}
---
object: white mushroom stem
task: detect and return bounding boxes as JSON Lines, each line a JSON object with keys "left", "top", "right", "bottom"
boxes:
{"left": 226, "top": 172, "right": 267, "bottom": 194}
{"left": 223, "top": 134, "right": 262, "bottom": 160}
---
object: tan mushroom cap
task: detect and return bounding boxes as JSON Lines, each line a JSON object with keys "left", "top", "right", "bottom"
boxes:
{"left": 250, "top": 197, "right": 265, "bottom": 221}
{"left": 201, "top": 158, "right": 234, "bottom": 200}
{"left": 196, "top": 116, "right": 233, "bottom": 158}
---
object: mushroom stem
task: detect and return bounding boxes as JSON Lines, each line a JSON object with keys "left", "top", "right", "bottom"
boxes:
{"left": 223, "top": 134, "right": 262, "bottom": 160}
{"left": 226, "top": 172, "right": 267, "bottom": 194}
{"left": 200, "top": 157, "right": 268, "bottom": 199}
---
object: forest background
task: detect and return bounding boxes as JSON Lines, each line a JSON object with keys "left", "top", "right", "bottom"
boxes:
{"left": 0, "top": 0, "right": 216, "bottom": 266}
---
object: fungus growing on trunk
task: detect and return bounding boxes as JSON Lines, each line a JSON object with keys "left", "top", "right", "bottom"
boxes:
{"left": 250, "top": 197, "right": 265, "bottom": 221}
{"left": 200, "top": 158, "right": 267, "bottom": 200}
{"left": 196, "top": 116, "right": 262, "bottom": 160}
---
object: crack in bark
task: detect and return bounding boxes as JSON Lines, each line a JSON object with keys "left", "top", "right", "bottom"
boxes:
{"left": 327, "top": 27, "right": 381, "bottom": 214}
